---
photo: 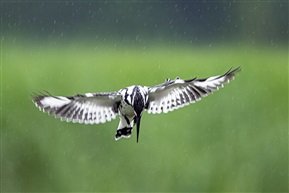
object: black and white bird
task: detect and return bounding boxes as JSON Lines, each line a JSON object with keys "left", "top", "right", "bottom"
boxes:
{"left": 33, "top": 67, "right": 241, "bottom": 142}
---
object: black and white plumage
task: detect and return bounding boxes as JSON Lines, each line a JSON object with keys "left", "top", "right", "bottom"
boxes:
{"left": 33, "top": 67, "right": 241, "bottom": 142}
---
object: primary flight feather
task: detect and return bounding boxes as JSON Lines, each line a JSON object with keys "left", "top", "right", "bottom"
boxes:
{"left": 33, "top": 67, "right": 241, "bottom": 142}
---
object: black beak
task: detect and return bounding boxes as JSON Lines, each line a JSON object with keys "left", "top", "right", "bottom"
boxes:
{"left": 135, "top": 115, "right": 141, "bottom": 143}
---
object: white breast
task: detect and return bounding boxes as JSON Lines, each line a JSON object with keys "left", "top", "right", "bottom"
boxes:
{"left": 119, "top": 101, "right": 134, "bottom": 117}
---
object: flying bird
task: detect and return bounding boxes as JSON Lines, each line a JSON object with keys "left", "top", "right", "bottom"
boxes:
{"left": 33, "top": 67, "right": 241, "bottom": 142}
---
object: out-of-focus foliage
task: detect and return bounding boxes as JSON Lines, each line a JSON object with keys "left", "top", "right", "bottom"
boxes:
{"left": 2, "top": 1, "right": 288, "bottom": 44}
{"left": 2, "top": 42, "right": 288, "bottom": 192}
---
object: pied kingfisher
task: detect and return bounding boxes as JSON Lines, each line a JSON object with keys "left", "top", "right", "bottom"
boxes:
{"left": 33, "top": 67, "right": 241, "bottom": 142}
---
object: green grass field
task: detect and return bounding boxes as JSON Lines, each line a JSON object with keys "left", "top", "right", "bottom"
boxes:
{"left": 2, "top": 41, "right": 288, "bottom": 192}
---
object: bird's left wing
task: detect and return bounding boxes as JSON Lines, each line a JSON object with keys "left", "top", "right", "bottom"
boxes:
{"left": 147, "top": 67, "right": 241, "bottom": 114}
{"left": 33, "top": 92, "right": 122, "bottom": 124}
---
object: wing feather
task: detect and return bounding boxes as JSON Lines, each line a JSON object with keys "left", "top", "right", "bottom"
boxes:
{"left": 147, "top": 67, "right": 241, "bottom": 114}
{"left": 33, "top": 92, "right": 121, "bottom": 124}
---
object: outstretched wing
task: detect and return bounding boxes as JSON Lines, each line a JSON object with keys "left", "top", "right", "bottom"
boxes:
{"left": 33, "top": 92, "right": 122, "bottom": 124}
{"left": 147, "top": 67, "right": 241, "bottom": 114}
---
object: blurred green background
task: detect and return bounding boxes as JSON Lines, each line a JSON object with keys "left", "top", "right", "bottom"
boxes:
{"left": 1, "top": 1, "right": 288, "bottom": 192}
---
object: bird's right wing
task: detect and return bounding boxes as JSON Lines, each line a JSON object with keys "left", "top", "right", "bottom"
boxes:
{"left": 147, "top": 67, "right": 241, "bottom": 114}
{"left": 33, "top": 92, "right": 122, "bottom": 124}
